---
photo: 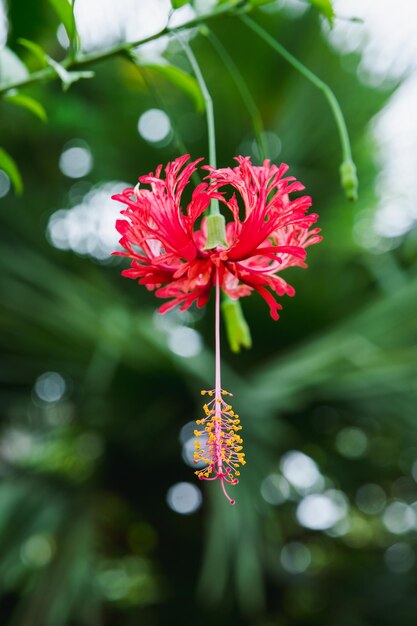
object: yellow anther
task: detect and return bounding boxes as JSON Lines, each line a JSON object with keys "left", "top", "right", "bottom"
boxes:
{"left": 195, "top": 385, "right": 244, "bottom": 486}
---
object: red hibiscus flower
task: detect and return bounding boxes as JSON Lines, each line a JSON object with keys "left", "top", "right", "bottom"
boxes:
{"left": 113, "top": 154, "right": 322, "bottom": 504}
{"left": 112, "top": 154, "right": 321, "bottom": 320}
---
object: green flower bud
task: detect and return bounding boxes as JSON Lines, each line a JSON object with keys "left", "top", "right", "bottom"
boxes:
{"left": 222, "top": 298, "right": 252, "bottom": 353}
{"left": 340, "top": 159, "right": 358, "bottom": 202}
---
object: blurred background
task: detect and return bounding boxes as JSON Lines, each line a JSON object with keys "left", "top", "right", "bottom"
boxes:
{"left": 1, "top": 0, "right": 417, "bottom": 625}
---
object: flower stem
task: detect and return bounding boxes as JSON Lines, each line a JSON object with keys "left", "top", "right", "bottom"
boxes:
{"left": 240, "top": 15, "right": 358, "bottom": 201}
{"left": 177, "top": 37, "right": 220, "bottom": 216}
{"left": 204, "top": 27, "right": 267, "bottom": 162}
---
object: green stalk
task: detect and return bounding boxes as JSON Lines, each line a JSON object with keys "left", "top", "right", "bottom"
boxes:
{"left": 204, "top": 27, "right": 267, "bottom": 162}
{"left": 178, "top": 38, "right": 218, "bottom": 197}
{"left": 178, "top": 36, "right": 227, "bottom": 249}
{"left": 240, "top": 14, "right": 358, "bottom": 201}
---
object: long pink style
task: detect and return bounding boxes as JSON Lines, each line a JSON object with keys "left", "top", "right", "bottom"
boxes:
{"left": 194, "top": 267, "right": 245, "bottom": 504}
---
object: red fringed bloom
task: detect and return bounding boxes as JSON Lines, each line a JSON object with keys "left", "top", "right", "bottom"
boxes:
{"left": 113, "top": 154, "right": 321, "bottom": 504}
{"left": 112, "top": 154, "right": 322, "bottom": 321}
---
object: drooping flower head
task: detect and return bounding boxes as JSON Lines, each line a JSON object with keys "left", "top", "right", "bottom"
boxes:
{"left": 112, "top": 154, "right": 322, "bottom": 320}
{"left": 113, "top": 155, "right": 321, "bottom": 503}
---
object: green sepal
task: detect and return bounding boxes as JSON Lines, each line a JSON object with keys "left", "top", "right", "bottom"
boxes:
{"left": 222, "top": 298, "right": 252, "bottom": 353}
{"left": 204, "top": 213, "right": 227, "bottom": 250}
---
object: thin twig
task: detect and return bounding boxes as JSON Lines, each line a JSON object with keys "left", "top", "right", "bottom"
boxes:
{"left": 0, "top": 2, "right": 249, "bottom": 96}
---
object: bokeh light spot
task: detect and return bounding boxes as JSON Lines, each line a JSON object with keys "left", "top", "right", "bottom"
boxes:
{"left": 385, "top": 542, "right": 415, "bottom": 574}
{"left": 168, "top": 327, "right": 203, "bottom": 358}
{"left": 280, "top": 450, "right": 323, "bottom": 493}
{"left": 56, "top": 23, "right": 69, "bottom": 49}
{"left": 356, "top": 483, "right": 386, "bottom": 515}
{"left": 98, "top": 567, "right": 130, "bottom": 600}
{"left": 0, "top": 170, "right": 11, "bottom": 198}
{"left": 260, "top": 473, "right": 290, "bottom": 505}
{"left": 0, "top": 0, "right": 7, "bottom": 46}
{"left": 383, "top": 501, "right": 415, "bottom": 535}
{"left": 166, "top": 482, "right": 202, "bottom": 515}
{"left": 21, "top": 534, "right": 54, "bottom": 568}
{"left": 0, "top": 428, "right": 33, "bottom": 463}
{"left": 47, "top": 181, "right": 126, "bottom": 260}
{"left": 138, "top": 108, "right": 171, "bottom": 144}
{"left": 34, "top": 372, "right": 66, "bottom": 403}
{"left": 280, "top": 542, "right": 311, "bottom": 574}
{"left": 297, "top": 491, "right": 348, "bottom": 531}
{"left": 59, "top": 143, "right": 93, "bottom": 178}
{"left": 335, "top": 427, "right": 368, "bottom": 459}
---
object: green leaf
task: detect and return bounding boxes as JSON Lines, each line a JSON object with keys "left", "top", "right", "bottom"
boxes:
{"left": 138, "top": 61, "right": 205, "bottom": 113}
{"left": 172, "top": 0, "right": 190, "bottom": 7}
{"left": 17, "top": 38, "right": 48, "bottom": 67}
{"left": 0, "top": 47, "right": 29, "bottom": 86}
{"left": 4, "top": 93, "right": 47, "bottom": 122}
{"left": 46, "top": 56, "right": 94, "bottom": 91}
{"left": 0, "top": 148, "right": 23, "bottom": 195}
{"left": 247, "top": 0, "right": 274, "bottom": 6}
{"left": 47, "top": 0, "right": 79, "bottom": 48}
{"left": 47, "top": 0, "right": 73, "bottom": 37}
{"left": 307, "top": 0, "right": 335, "bottom": 25}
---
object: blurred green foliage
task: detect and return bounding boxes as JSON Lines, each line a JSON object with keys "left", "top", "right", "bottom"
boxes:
{"left": 1, "top": 1, "right": 417, "bottom": 626}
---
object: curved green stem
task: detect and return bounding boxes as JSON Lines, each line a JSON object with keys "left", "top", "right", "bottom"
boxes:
{"left": 240, "top": 14, "right": 358, "bottom": 200}
{"left": 204, "top": 27, "right": 267, "bottom": 162}
{"left": 178, "top": 40, "right": 217, "bottom": 170}
{"left": 177, "top": 37, "right": 220, "bottom": 217}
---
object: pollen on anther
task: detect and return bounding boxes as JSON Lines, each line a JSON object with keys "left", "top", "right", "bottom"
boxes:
{"left": 194, "top": 387, "right": 244, "bottom": 504}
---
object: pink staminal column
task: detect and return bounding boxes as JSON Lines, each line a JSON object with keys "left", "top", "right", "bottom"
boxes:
{"left": 194, "top": 268, "right": 245, "bottom": 504}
